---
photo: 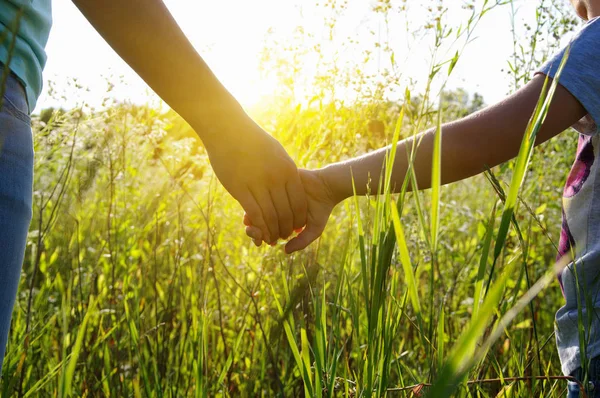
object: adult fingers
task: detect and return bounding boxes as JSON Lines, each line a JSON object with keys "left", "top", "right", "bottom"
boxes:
{"left": 286, "top": 173, "right": 308, "bottom": 230}
{"left": 243, "top": 213, "right": 252, "bottom": 227}
{"left": 252, "top": 188, "right": 279, "bottom": 244}
{"left": 284, "top": 220, "right": 326, "bottom": 254}
{"left": 270, "top": 187, "right": 294, "bottom": 239}
{"left": 238, "top": 191, "right": 270, "bottom": 244}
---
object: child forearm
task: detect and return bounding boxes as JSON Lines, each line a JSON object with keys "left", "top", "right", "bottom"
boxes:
{"left": 321, "top": 74, "right": 586, "bottom": 202}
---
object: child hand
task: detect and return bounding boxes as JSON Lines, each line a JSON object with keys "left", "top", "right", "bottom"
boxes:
{"left": 244, "top": 169, "right": 339, "bottom": 254}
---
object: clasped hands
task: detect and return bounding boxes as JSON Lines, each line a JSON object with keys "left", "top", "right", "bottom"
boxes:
{"left": 204, "top": 117, "right": 338, "bottom": 254}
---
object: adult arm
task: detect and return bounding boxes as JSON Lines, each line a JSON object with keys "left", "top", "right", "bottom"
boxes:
{"left": 72, "top": 0, "right": 307, "bottom": 243}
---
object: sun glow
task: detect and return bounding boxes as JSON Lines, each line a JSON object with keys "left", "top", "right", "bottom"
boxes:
{"left": 39, "top": 1, "right": 544, "bottom": 113}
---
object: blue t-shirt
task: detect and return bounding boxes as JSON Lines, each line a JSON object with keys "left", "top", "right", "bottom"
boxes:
{"left": 537, "top": 16, "right": 600, "bottom": 376}
{"left": 0, "top": 0, "right": 52, "bottom": 113}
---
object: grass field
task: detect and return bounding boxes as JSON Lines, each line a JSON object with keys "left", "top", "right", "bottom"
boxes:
{"left": 0, "top": 0, "right": 588, "bottom": 397}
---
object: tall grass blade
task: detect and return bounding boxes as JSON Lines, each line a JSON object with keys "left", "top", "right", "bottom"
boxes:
{"left": 473, "top": 204, "right": 497, "bottom": 319}
{"left": 384, "top": 107, "right": 405, "bottom": 202}
{"left": 63, "top": 296, "right": 96, "bottom": 396}
{"left": 271, "top": 284, "right": 314, "bottom": 396}
{"left": 490, "top": 46, "right": 570, "bottom": 271}
{"left": 437, "top": 307, "right": 445, "bottom": 372}
{"left": 429, "top": 46, "right": 571, "bottom": 398}
{"left": 216, "top": 319, "right": 247, "bottom": 386}
{"left": 391, "top": 201, "right": 421, "bottom": 317}
{"left": 124, "top": 299, "right": 152, "bottom": 397}
{"left": 430, "top": 104, "right": 443, "bottom": 253}
{"left": 470, "top": 260, "right": 566, "bottom": 373}
{"left": 301, "top": 328, "right": 315, "bottom": 396}
{"left": 426, "top": 257, "right": 518, "bottom": 397}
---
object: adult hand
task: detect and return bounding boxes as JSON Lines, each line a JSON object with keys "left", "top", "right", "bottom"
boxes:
{"left": 203, "top": 117, "right": 307, "bottom": 244}
{"left": 245, "top": 168, "right": 338, "bottom": 253}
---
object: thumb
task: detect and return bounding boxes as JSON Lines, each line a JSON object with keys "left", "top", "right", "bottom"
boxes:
{"left": 284, "top": 221, "right": 326, "bottom": 254}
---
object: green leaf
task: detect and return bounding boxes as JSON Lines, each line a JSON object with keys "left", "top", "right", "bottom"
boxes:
{"left": 448, "top": 51, "right": 459, "bottom": 75}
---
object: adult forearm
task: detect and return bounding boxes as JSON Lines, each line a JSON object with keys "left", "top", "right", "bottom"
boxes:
{"left": 72, "top": 0, "right": 245, "bottom": 144}
{"left": 74, "top": 0, "right": 312, "bottom": 243}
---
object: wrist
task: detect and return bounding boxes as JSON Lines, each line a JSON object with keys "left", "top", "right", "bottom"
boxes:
{"left": 187, "top": 99, "right": 253, "bottom": 150}
{"left": 318, "top": 163, "right": 354, "bottom": 204}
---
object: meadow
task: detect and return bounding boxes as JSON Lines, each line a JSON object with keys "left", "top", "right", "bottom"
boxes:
{"left": 0, "top": 0, "right": 588, "bottom": 397}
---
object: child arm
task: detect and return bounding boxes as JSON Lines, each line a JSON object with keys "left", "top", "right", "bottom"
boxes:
{"left": 323, "top": 74, "right": 586, "bottom": 203}
{"left": 258, "top": 74, "right": 586, "bottom": 253}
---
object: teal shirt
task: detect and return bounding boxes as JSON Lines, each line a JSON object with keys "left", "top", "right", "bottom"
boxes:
{"left": 0, "top": 0, "right": 52, "bottom": 113}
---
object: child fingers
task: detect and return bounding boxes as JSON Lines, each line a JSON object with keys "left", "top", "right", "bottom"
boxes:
{"left": 284, "top": 222, "right": 325, "bottom": 254}
{"left": 245, "top": 225, "right": 263, "bottom": 247}
{"left": 245, "top": 225, "right": 262, "bottom": 241}
{"left": 238, "top": 191, "right": 271, "bottom": 243}
{"left": 243, "top": 213, "right": 263, "bottom": 246}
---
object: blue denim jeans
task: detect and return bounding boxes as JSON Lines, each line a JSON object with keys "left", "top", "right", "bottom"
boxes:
{"left": 568, "top": 357, "right": 600, "bottom": 398}
{"left": 0, "top": 71, "right": 34, "bottom": 374}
